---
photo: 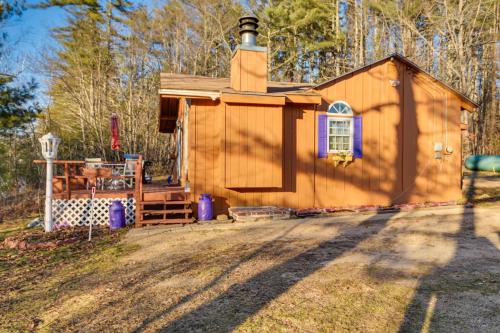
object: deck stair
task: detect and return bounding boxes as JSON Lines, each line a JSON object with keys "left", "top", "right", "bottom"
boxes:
{"left": 136, "top": 188, "right": 194, "bottom": 227}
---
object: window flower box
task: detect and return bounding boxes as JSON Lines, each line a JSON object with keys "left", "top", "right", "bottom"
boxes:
{"left": 330, "top": 153, "right": 353, "bottom": 167}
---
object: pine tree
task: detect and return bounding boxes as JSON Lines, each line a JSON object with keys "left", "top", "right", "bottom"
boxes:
{"left": 0, "top": 1, "right": 40, "bottom": 134}
{"left": 262, "top": 0, "right": 343, "bottom": 82}
{"left": 0, "top": 1, "right": 42, "bottom": 194}
{"left": 41, "top": 0, "right": 133, "bottom": 159}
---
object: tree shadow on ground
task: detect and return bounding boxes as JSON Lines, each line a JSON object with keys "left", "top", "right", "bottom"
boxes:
{"left": 398, "top": 169, "right": 500, "bottom": 332}
{"left": 133, "top": 210, "right": 399, "bottom": 332}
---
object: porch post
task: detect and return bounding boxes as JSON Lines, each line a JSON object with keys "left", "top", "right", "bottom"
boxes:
{"left": 183, "top": 98, "right": 190, "bottom": 187}
{"left": 134, "top": 155, "right": 143, "bottom": 227}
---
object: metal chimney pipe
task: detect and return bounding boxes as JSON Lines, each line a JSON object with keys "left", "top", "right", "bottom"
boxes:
{"left": 239, "top": 16, "right": 259, "bottom": 47}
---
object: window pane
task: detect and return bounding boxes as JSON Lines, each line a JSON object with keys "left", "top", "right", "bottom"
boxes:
{"left": 328, "top": 101, "right": 353, "bottom": 115}
{"left": 327, "top": 116, "right": 353, "bottom": 152}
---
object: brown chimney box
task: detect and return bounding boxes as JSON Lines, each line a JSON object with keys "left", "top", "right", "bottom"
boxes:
{"left": 230, "top": 16, "right": 268, "bottom": 93}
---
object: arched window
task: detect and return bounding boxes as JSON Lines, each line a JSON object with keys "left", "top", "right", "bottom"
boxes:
{"left": 327, "top": 101, "right": 353, "bottom": 153}
{"left": 328, "top": 101, "right": 353, "bottom": 115}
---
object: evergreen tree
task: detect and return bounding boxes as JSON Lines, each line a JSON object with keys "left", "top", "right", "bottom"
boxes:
{"left": 0, "top": 1, "right": 41, "bottom": 194}
{"left": 41, "top": 0, "right": 133, "bottom": 159}
{"left": 0, "top": 0, "right": 40, "bottom": 134}
{"left": 262, "top": 0, "right": 342, "bottom": 82}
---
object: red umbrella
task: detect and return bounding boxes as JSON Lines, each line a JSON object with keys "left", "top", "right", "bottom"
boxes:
{"left": 111, "top": 113, "right": 120, "bottom": 151}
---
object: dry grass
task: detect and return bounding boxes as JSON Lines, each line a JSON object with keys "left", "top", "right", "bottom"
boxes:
{"left": 2, "top": 204, "right": 498, "bottom": 332}
{"left": 0, "top": 218, "right": 137, "bottom": 332}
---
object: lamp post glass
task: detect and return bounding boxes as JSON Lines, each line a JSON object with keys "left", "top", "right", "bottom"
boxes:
{"left": 39, "top": 132, "right": 61, "bottom": 159}
{"left": 39, "top": 133, "right": 61, "bottom": 232}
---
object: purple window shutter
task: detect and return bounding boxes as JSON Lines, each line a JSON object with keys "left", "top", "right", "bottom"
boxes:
{"left": 353, "top": 116, "right": 362, "bottom": 158}
{"left": 318, "top": 114, "right": 328, "bottom": 158}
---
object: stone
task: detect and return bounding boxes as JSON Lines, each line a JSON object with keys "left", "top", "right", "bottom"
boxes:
{"left": 27, "top": 217, "right": 43, "bottom": 229}
{"left": 216, "top": 214, "right": 229, "bottom": 221}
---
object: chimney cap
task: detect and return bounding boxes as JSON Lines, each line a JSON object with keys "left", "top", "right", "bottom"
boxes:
{"left": 238, "top": 16, "right": 259, "bottom": 36}
{"left": 239, "top": 16, "right": 259, "bottom": 25}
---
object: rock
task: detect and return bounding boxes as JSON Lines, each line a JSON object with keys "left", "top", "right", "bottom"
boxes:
{"left": 2, "top": 238, "right": 28, "bottom": 250}
{"left": 216, "top": 214, "right": 229, "bottom": 221}
{"left": 2, "top": 237, "right": 19, "bottom": 249}
{"left": 27, "top": 217, "right": 43, "bottom": 229}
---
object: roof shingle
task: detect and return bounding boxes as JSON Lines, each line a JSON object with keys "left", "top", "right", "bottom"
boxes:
{"left": 159, "top": 73, "right": 314, "bottom": 95}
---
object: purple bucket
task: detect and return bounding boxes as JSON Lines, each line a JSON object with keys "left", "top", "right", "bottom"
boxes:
{"left": 198, "top": 193, "right": 213, "bottom": 221}
{"left": 109, "top": 200, "right": 126, "bottom": 230}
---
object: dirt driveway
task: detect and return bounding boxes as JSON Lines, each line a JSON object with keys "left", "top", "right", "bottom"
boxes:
{"left": 29, "top": 204, "right": 498, "bottom": 333}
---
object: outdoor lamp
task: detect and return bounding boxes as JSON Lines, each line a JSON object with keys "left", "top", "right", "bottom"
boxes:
{"left": 39, "top": 133, "right": 61, "bottom": 232}
{"left": 39, "top": 132, "right": 61, "bottom": 160}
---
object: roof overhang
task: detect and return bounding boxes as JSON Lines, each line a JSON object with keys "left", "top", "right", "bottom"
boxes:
{"left": 159, "top": 88, "right": 321, "bottom": 106}
{"left": 158, "top": 89, "right": 220, "bottom": 100}
{"left": 459, "top": 99, "right": 478, "bottom": 112}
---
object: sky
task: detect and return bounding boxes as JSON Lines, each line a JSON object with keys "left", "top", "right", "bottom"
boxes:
{"left": 2, "top": 0, "right": 158, "bottom": 105}
{"left": 4, "top": 2, "right": 66, "bottom": 53}
{"left": 3, "top": 2, "right": 67, "bottom": 102}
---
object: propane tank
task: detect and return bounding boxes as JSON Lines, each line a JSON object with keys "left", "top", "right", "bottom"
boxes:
{"left": 197, "top": 193, "right": 213, "bottom": 221}
{"left": 109, "top": 200, "right": 126, "bottom": 230}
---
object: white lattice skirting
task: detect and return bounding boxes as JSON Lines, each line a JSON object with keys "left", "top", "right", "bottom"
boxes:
{"left": 52, "top": 198, "right": 135, "bottom": 227}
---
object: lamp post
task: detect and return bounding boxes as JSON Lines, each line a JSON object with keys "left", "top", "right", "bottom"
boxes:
{"left": 38, "top": 133, "right": 61, "bottom": 232}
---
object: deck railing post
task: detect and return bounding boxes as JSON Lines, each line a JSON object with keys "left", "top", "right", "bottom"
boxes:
{"left": 64, "top": 162, "right": 71, "bottom": 200}
{"left": 134, "top": 155, "right": 143, "bottom": 227}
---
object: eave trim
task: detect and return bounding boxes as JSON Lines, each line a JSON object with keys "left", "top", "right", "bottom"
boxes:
{"left": 158, "top": 89, "right": 220, "bottom": 100}
{"left": 220, "top": 93, "right": 286, "bottom": 105}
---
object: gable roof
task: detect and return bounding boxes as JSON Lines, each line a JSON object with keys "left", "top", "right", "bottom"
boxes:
{"left": 314, "top": 53, "right": 478, "bottom": 111}
{"left": 159, "top": 53, "right": 477, "bottom": 110}
{"left": 160, "top": 73, "right": 314, "bottom": 95}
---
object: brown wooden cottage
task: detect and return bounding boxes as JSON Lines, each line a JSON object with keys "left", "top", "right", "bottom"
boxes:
{"left": 158, "top": 17, "right": 477, "bottom": 218}
{"left": 38, "top": 16, "right": 477, "bottom": 228}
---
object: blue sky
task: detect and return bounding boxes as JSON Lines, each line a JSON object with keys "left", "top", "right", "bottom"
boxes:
{"left": 3, "top": 1, "right": 66, "bottom": 97}
{"left": 4, "top": 2, "right": 66, "bottom": 53}
{"left": 3, "top": 0, "right": 158, "bottom": 105}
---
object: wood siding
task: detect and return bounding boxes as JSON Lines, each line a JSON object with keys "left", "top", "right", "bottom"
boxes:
{"left": 188, "top": 58, "right": 463, "bottom": 215}
{"left": 314, "top": 59, "right": 462, "bottom": 206}
{"left": 224, "top": 104, "right": 283, "bottom": 188}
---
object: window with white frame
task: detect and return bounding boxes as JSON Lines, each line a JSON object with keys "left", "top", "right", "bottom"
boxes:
{"left": 327, "top": 101, "right": 353, "bottom": 153}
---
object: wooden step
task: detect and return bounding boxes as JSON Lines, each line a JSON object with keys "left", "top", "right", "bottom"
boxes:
{"left": 142, "top": 191, "right": 189, "bottom": 202}
{"left": 142, "top": 209, "right": 192, "bottom": 214}
{"left": 139, "top": 218, "right": 195, "bottom": 224}
{"left": 141, "top": 200, "right": 191, "bottom": 206}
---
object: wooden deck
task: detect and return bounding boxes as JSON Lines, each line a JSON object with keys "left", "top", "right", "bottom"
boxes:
{"left": 35, "top": 158, "right": 194, "bottom": 226}
{"left": 53, "top": 183, "right": 184, "bottom": 200}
